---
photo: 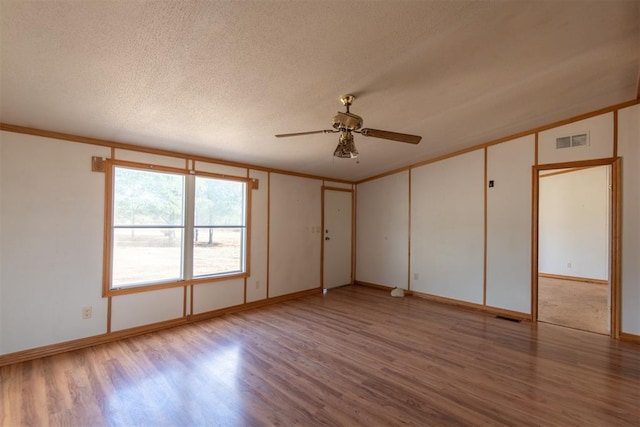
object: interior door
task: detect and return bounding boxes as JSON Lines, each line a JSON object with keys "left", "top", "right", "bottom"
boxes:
{"left": 323, "top": 188, "right": 353, "bottom": 289}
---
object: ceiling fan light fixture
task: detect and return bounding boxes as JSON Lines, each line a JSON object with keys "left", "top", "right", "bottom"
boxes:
{"left": 334, "top": 132, "right": 359, "bottom": 159}
{"left": 275, "top": 93, "right": 421, "bottom": 157}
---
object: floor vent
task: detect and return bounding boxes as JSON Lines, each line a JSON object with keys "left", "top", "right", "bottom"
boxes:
{"left": 496, "top": 315, "right": 522, "bottom": 323}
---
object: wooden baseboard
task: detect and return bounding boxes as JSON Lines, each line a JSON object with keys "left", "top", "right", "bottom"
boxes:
{"left": 355, "top": 281, "right": 529, "bottom": 320}
{"left": 354, "top": 280, "right": 413, "bottom": 294}
{"left": 189, "top": 288, "right": 321, "bottom": 322}
{"left": 539, "top": 273, "right": 608, "bottom": 285}
{"left": 619, "top": 332, "right": 640, "bottom": 344}
{"left": 410, "top": 290, "right": 531, "bottom": 321}
{"left": 0, "top": 288, "right": 321, "bottom": 367}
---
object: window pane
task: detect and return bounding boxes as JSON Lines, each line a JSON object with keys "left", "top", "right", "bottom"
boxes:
{"left": 193, "top": 227, "right": 244, "bottom": 277}
{"left": 194, "top": 177, "right": 246, "bottom": 226}
{"left": 114, "top": 167, "right": 185, "bottom": 226}
{"left": 112, "top": 228, "right": 183, "bottom": 287}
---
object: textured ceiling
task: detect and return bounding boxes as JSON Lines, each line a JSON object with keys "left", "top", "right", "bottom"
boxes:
{"left": 1, "top": 1, "right": 639, "bottom": 182}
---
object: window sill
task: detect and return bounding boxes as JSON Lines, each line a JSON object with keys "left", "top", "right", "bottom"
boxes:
{"left": 103, "top": 272, "right": 249, "bottom": 297}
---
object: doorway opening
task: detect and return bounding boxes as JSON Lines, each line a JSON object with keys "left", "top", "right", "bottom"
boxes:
{"left": 533, "top": 159, "right": 620, "bottom": 337}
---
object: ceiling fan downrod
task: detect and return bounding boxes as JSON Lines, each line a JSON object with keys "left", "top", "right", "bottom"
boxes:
{"left": 340, "top": 94, "right": 355, "bottom": 113}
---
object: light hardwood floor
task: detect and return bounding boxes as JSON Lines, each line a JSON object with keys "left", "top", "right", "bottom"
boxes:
{"left": 1, "top": 285, "right": 639, "bottom": 426}
{"left": 538, "top": 276, "right": 609, "bottom": 334}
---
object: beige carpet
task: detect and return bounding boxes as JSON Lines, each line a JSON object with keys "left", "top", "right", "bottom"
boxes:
{"left": 538, "top": 276, "right": 609, "bottom": 335}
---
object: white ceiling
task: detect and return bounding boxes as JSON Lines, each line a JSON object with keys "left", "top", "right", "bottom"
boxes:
{"left": 1, "top": 1, "right": 638, "bottom": 182}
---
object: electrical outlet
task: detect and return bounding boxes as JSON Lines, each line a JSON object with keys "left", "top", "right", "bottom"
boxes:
{"left": 567, "top": 262, "right": 572, "bottom": 268}
{"left": 414, "top": 273, "right": 419, "bottom": 280}
{"left": 82, "top": 306, "right": 92, "bottom": 319}
{"left": 255, "top": 281, "right": 260, "bottom": 289}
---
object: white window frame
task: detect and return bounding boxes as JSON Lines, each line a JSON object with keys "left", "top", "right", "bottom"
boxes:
{"left": 103, "top": 160, "right": 250, "bottom": 296}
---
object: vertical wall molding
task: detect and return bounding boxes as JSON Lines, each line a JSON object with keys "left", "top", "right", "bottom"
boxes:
{"left": 613, "top": 110, "right": 618, "bottom": 158}
{"left": 407, "top": 171, "right": 412, "bottom": 291}
{"left": 611, "top": 159, "right": 622, "bottom": 338}
{"left": 266, "top": 172, "right": 271, "bottom": 298}
{"left": 483, "top": 148, "right": 488, "bottom": 306}
{"left": 531, "top": 167, "right": 538, "bottom": 321}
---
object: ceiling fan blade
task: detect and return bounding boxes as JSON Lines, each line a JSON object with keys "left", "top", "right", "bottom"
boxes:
{"left": 359, "top": 128, "right": 422, "bottom": 144}
{"left": 275, "top": 130, "right": 336, "bottom": 138}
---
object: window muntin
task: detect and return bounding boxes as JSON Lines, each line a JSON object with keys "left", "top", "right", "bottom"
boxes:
{"left": 106, "top": 162, "right": 249, "bottom": 294}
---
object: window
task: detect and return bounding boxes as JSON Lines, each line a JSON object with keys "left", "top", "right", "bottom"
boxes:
{"left": 104, "top": 161, "right": 249, "bottom": 295}
{"left": 193, "top": 176, "right": 247, "bottom": 277}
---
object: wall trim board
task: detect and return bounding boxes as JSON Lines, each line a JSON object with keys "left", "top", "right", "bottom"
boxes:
{"left": 539, "top": 273, "right": 608, "bottom": 285}
{"left": 356, "top": 99, "right": 640, "bottom": 185}
{"left": 353, "top": 187, "right": 358, "bottom": 285}
{"left": 351, "top": 186, "right": 356, "bottom": 285}
{"left": 536, "top": 157, "right": 617, "bottom": 171}
{"left": 410, "top": 290, "right": 531, "bottom": 321}
{"left": 320, "top": 187, "right": 325, "bottom": 289}
{"left": 0, "top": 288, "right": 319, "bottom": 367}
{"left": 190, "top": 285, "right": 195, "bottom": 316}
{"left": 539, "top": 166, "right": 599, "bottom": 179}
{"left": 483, "top": 147, "right": 488, "bottom": 306}
{"left": 531, "top": 166, "right": 539, "bottom": 322}
{"left": 619, "top": 332, "right": 640, "bottom": 344}
{"left": 183, "top": 286, "right": 187, "bottom": 317}
{"left": 2, "top": 99, "right": 638, "bottom": 187}
{"left": 0, "top": 124, "right": 352, "bottom": 185}
{"left": 355, "top": 281, "right": 529, "bottom": 320}
{"left": 243, "top": 278, "right": 247, "bottom": 304}
{"left": 355, "top": 280, "right": 399, "bottom": 292}
{"left": 0, "top": 317, "right": 186, "bottom": 368}
{"left": 407, "top": 172, "right": 412, "bottom": 291}
{"left": 189, "top": 287, "right": 320, "bottom": 323}
{"left": 358, "top": 145, "right": 484, "bottom": 185}
{"left": 106, "top": 296, "right": 112, "bottom": 334}
{"left": 611, "top": 158, "right": 622, "bottom": 338}
{"left": 266, "top": 171, "right": 271, "bottom": 298}
{"left": 613, "top": 110, "right": 618, "bottom": 158}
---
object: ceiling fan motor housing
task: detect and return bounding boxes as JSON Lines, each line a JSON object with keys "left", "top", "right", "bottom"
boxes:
{"left": 332, "top": 111, "right": 363, "bottom": 131}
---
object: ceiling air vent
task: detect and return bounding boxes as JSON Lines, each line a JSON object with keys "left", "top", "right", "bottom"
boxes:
{"left": 556, "top": 132, "right": 589, "bottom": 149}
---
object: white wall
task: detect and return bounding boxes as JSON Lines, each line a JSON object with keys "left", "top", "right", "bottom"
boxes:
{"left": 192, "top": 278, "right": 244, "bottom": 314}
{"left": 0, "top": 132, "right": 321, "bottom": 355}
{"left": 247, "top": 170, "right": 268, "bottom": 302}
{"left": 111, "top": 287, "right": 184, "bottom": 331}
{"left": 538, "top": 113, "right": 613, "bottom": 164}
{"left": 0, "top": 132, "right": 110, "bottom": 352}
{"left": 410, "top": 150, "right": 484, "bottom": 303}
{"left": 618, "top": 104, "right": 640, "bottom": 335}
{"left": 268, "top": 173, "right": 322, "bottom": 297}
{"left": 352, "top": 105, "right": 637, "bottom": 335}
{"left": 356, "top": 171, "right": 409, "bottom": 289}
{"left": 486, "top": 135, "right": 534, "bottom": 313}
{"left": 2, "top": 103, "right": 639, "bottom": 355}
{"left": 0, "top": 135, "right": 3, "bottom": 353}
{"left": 539, "top": 166, "right": 609, "bottom": 280}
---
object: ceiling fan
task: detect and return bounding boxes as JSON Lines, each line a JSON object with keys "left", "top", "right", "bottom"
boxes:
{"left": 275, "top": 94, "right": 422, "bottom": 158}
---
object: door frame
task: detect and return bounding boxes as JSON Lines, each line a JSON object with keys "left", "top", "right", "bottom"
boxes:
{"left": 532, "top": 157, "right": 621, "bottom": 338}
{"left": 321, "top": 186, "right": 355, "bottom": 289}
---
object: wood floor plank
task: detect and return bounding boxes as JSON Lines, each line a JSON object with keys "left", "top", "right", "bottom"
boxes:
{"left": 1, "top": 285, "right": 639, "bottom": 426}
